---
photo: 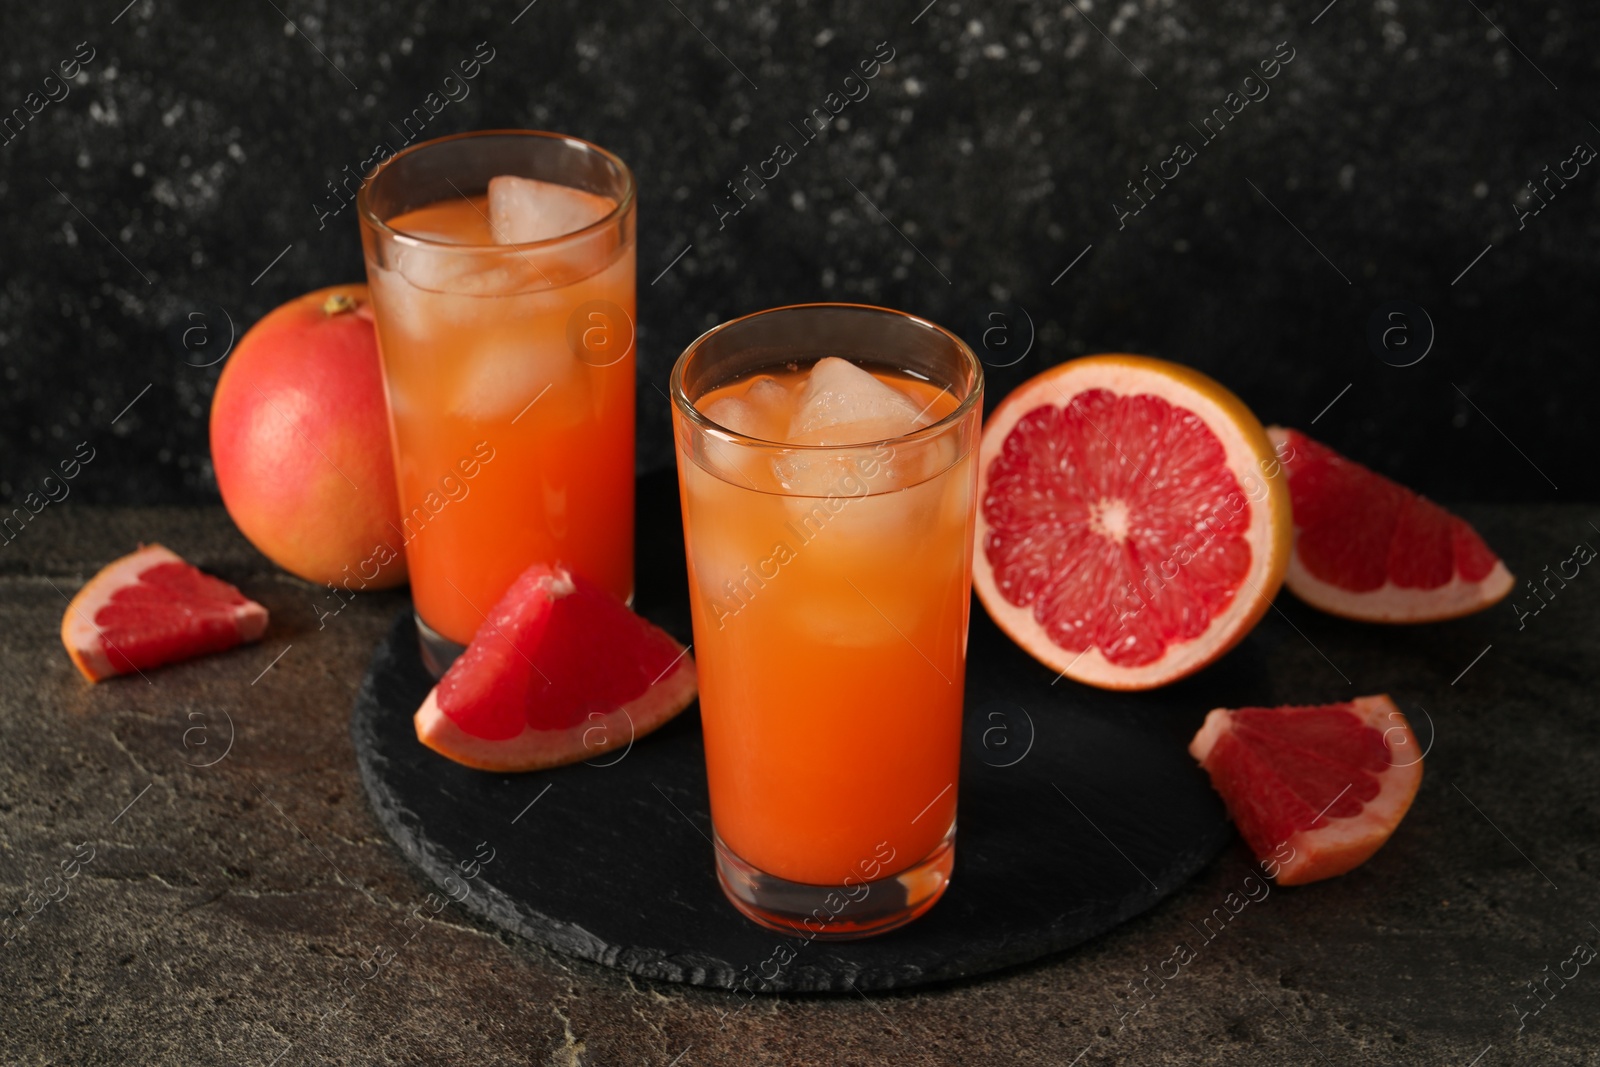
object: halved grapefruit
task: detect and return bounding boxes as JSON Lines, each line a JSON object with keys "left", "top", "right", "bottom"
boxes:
{"left": 61, "top": 544, "right": 269, "bottom": 682}
{"left": 1188, "top": 695, "right": 1423, "bottom": 886}
{"left": 1268, "top": 428, "right": 1514, "bottom": 622}
{"left": 414, "top": 562, "right": 697, "bottom": 772}
{"left": 974, "top": 354, "right": 1292, "bottom": 690}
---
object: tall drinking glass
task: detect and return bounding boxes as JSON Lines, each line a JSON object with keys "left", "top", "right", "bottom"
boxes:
{"left": 358, "top": 131, "right": 636, "bottom": 674}
{"left": 671, "top": 304, "right": 983, "bottom": 939}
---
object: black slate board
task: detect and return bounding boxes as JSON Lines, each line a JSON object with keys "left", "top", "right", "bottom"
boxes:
{"left": 351, "top": 470, "right": 1239, "bottom": 992}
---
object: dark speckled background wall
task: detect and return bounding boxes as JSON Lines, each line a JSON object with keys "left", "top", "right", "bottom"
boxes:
{"left": 0, "top": 0, "right": 1594, "bottom": 506}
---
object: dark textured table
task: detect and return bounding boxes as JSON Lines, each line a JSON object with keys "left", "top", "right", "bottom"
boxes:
{"left": 2, "top": 502, "right": 1596, "bottom": 1065}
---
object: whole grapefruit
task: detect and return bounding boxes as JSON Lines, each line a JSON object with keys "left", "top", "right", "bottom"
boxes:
{"left": 210, "top": 284, "right": 406, "bottom": 589}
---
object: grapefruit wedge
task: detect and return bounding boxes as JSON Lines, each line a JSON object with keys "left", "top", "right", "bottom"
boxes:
{"left": 974, "top": 354, "right": 1292, "bottom": 690}
{"left": 61, "top": 544, "right": 269, "bottom": 682}
{"left": 1268, "top": 428, "right": 1514, "bottom": 622}
{"left": 1189, "top": 695, "right": 1423, "bottom": 886}
{"left": 415, "top": 562, "right": 697, "bottom": 772}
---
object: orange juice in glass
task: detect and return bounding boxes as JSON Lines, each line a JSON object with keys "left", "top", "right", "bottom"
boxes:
{"left": 671, "top": 304, "right": 983, "bottom": 939}
{"left": 358, "top": 131, "right": 636, "bottom": 673}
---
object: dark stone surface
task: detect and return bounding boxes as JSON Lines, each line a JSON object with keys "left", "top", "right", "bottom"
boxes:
{"left": 4, "top": 502, "right": 1599, "bottom": 1063}
{"left": 1, "top": 1, "right": 1596, "bottom": 507}
{"left": 349, "top": 473, "right": 1233, "bottom": 991}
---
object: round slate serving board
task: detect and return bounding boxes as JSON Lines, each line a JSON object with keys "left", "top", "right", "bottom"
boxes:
{"left": 351, "top": 470, "right": 1241, "bottom": 992}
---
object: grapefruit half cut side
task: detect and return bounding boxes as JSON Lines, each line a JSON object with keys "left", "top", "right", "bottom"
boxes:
{"left": 414, "top": 562, "right": 698, "bottom": 772}
{"left": 61, "top": 543, "right": 270, "bottom": 682}
{"left": 1268, "top": 427, "right": 1514, "bottom": 622}
{"left": 1189, "top": 694, "right": 1423, "bottom": 886}
{"left": 973, "top": 354, "right": 1292, "bottom": 690}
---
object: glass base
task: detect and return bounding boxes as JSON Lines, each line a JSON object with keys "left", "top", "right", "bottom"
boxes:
{"left": 714, "top": 822, "right": 955, "bottom": 941}
{"left": 416, "top": 613, "right": 467, "bottom": 679}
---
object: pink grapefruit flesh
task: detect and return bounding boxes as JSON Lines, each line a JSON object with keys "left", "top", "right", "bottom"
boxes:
{"left": 414, "top": 562, "right": 697, "bottom": 772}
{"left": 1189, "top": 694, "right": 1423, "bottom": 886}
{"left": 1268, "top": 428, "right": 1514, "bottom": 622}
{"left": 61, "top": 544, "right": 269, "bottom": 682}
{"left": 974, "top": 355, "right": 1292, "bottom": 690}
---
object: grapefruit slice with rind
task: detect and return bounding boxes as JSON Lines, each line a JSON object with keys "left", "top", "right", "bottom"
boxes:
{"left": 414, "top": 562, "right": 697, "bottom": 772}
{"left": 1268, "top": 427, "right": 1514, "bottom": 622}
{"left": 61, "top": 543, "right": 269, "bottom": 682}
{"left": 974, "top": 354, "right": 1292, "bottom": 690}
{"left": 1188, "top": 695, "right": 1423, "bottom": 886}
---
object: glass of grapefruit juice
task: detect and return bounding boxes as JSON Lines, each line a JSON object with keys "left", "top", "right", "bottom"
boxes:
{"left": 357, "top": 131, "right": 636, "bottom": 674}
{"left": 671, "top": 304, "right": 983, "bottom": 939}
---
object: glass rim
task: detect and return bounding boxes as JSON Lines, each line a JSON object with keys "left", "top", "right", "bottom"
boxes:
{"left": 355, "top": 128, "right": 637, "bottom": 253}
{"left": 670, "top": 302, "right": 984, "bottom": 453}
